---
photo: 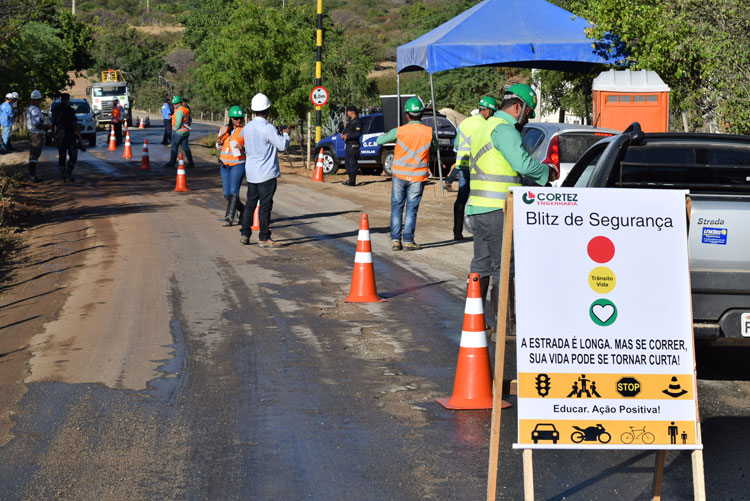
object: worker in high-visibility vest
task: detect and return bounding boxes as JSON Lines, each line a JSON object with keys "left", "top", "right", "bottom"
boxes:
{"left": 447, "top": 96, "right": 497, "bottom": 240}
{"left": 466, "top": 84, "right": 558, "bottom": 337}
{"left": 111, "top": 97, "right": 124, "bottom": 145}
{"left": 216, "top": 106, "right": 246, "bottom": 226}
{"left": 376, "top": 97, "right": 437, "bottom": 251}
{"left": 166, "top": 95, "right": 195, "bottom": 169}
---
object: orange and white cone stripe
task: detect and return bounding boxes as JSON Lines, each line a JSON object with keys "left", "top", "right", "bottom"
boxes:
{"left": 140, "top": 139, "right": 150, "bottom": 170}
{"left": 437, "top": 273, "right": 498, "bottom": 410}
{"left": 345, "top": 214, "right": 384, "bottom": 303}
{"left": 107, "top": 126, "right": 116, "bottom": 150}
{"left": 174, "top": 153, "right": 188, "bottom": 192}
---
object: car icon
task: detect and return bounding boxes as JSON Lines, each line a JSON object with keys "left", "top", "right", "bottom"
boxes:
{"left": 531, "top": 423, "right": 559, "bottom": 444}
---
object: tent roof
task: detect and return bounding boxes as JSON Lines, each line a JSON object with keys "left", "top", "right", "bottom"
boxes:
{"left": 396, "top": 0, "right": 612, "bottom": 74}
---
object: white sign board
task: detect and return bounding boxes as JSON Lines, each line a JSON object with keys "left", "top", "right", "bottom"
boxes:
{"left": 511, "top": 187, "right": 700, "bottom": 450}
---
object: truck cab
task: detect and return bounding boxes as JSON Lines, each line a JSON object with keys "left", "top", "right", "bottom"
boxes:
{"left": 86, "top": 70, "right": 133, "bottom": 127}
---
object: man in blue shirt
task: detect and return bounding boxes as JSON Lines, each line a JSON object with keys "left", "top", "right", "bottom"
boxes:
{"left": 0, "top": 93, "right": 16, "bottom": 153}
{"left": 239, "top": 93, "right": 290, "bottom": 248}
{"left": 160, "top": 98, "right": 173, "bottom": 145}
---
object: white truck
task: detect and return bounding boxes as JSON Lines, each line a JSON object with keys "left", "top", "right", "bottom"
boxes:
{"left": 86, "top": 70, "right": 134, "bottom": 127}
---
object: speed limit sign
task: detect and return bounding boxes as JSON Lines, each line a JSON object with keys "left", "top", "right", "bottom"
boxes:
{"left": 310, "top": 86, "right": 329, "bottom": 106}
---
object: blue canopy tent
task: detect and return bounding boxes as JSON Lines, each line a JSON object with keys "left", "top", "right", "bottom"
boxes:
{"left": 394, "top": 0, "right": 612, "bottom": 193}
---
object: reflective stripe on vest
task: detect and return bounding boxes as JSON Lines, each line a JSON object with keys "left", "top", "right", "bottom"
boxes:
{"left": 219, "top": 127, "right": 245, "bottom": 166}
{"left": 468, "top": 116, "right": 522, "bottom": 209}
{"left": 172, "top": 106, "right": 190, "bottom": 132}
{"left": 393, "top": 122, "right": 432, "bottom": 182}
{"left": 455, "top": 114, "right": 485, "bottom": 170}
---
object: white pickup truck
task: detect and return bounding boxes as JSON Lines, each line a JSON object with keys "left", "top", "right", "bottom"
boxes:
{"left": 562, "top": 123, "right": 750, "bottom": 340}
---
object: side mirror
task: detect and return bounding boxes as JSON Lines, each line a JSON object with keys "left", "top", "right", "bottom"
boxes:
{"left": 85, "top": 87, "right": 91, "bottom": 96}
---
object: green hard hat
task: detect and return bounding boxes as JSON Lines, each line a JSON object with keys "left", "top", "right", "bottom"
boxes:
{"left": 404, "top": 97, "right": 424, "bottom": 113}
{"left": 228, "top": 105, "right": 244, "bottom": 118}
{"left": 504, "top": 84, "right": 537, "bottom": 118}
{"left": 478, "top": 96, "right": 497, "bottom": 111}
{"left": 171, "top": 95, "right": 182, "bottom": 104}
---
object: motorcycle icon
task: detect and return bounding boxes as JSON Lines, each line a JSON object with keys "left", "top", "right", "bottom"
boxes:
{"left": 571, "top": 424, "right": 611, "bottom": 444}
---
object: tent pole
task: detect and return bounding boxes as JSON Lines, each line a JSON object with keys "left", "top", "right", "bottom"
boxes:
{"left": 397, "top": 73, "right": 401, "bottom": 127}
{"left": 430, "top": 73, "right": 445, "bottom": 198}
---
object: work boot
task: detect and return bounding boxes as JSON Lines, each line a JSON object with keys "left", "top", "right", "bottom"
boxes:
{"left": 28, "top": 163, "right": 41, "bottom": 182}
{"left": 259, "top": 239, "right": 282, "bottom": 248}
{"left": 403, "top": 242, "right": 421, "bottom": 251}
{"left": 223, "top": 195, "right": 235, "bottom": 226}
{"left": 391, "top": 240, "right": 402, "bottom": 251}
{"left": 234, "top": 199, "right": 245, "bottom": 225}
{"left": 453, "top": 204, "right": 464, "bottom": 240}
{"left": 444, "top": 181, "right": 454, "bottom": 192}
{"left": 240, "top": 235, "right": 250, "bottom": 245}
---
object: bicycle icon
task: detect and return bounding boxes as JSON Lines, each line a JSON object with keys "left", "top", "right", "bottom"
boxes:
{"left": 620, "top": 426, "right": 655, "bottom": 444}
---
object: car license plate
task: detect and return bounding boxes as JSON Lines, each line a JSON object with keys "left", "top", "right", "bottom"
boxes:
{"left": 742, "top": 312, "right": 750, "bottom": 337}
{"left": 439, "top": 138, "right": 450, "bottom": 146}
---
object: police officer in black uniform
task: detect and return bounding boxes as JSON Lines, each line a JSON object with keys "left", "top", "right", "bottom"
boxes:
{"left": 340, "top": 105, "right": 361, "bottom": 186}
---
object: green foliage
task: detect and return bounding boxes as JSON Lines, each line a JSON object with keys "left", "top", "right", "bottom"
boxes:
{"left": 189, "top": 1, "right": 377, "bottom": 122}
{"left": 533, "top": 70, "right": 593, "bottom": 121}
{"left": 0, "top": 1, "right": 93, "bottom": 103}
{"left": 563, "top": 0, "right": 750, "bottom": 133}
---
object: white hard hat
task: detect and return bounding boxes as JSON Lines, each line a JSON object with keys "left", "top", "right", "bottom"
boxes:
{"left": 11, "top": 92, "right": 18, "bottom": 99}
{"left": 5, "top": 93, "right": 12, "bottom": 99}
{"left": 251, "top": 93, "right": 271, "bottom": 112}
{"left": 470, "top": 108, "right": 480, "bottom": 116}
{"left": 31, "top": 90, "right": 42, "bottom": 99}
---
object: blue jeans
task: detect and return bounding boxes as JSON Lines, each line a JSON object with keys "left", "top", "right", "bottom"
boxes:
{"left": 1, "top": 125, "right": 11, "bottom": 151}
{"left": 169, "top": 132, "right": 194, "bottom": 167}
{"left": 220, "top": 162, "right": 245, "bottom": 198}
{"left": 453, "top": 169, "right": 470, "bottom": 236}
{"left": 390, "top": 176, "right": 425, "bottom": 243}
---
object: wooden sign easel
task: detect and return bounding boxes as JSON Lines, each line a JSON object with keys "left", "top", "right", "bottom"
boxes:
{"left": 485, "top": 193, "right": 706, "bottom": 501}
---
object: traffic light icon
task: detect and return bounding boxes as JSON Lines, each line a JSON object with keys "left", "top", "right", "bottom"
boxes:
{"left": 535, "top": 373, "right": 551, "bottom": 397}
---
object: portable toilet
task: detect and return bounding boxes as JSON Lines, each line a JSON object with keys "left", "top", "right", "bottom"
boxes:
{"left": 592, "top": 70, "right": 670, "bottom": 132}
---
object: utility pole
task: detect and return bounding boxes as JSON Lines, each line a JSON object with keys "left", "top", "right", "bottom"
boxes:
{"left": 72, "top": 0, "right": 75, "bottom": 15}
{"left": 315, "top": 0, "right": 323, "bottom": 143}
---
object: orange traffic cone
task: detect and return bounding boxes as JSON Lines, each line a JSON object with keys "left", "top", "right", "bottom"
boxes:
{"left": 122, "top": 131, "right": 132, "bottom": 159}
{"left": 345, "top": 214, "right": 385, "bottom": 303}
{"left": 174, "top": 152, "right": 188, "bottom": 192}
{"left": 312, "top": 148, "right": 325, "bottom": 182}
{"left": 139, "top": 116, "right": 145, "bottom": 129}
{"left": 140, "top": 139, "right": 151, "bottom": 170}
{"left": 438, "top": 273, "right": 507, "bottom": 410}
{"left": 251, "top": 202, "right": 260, "bottom": 231}
{"left": 107, "top": 125, "right": 116, "bottom": 151}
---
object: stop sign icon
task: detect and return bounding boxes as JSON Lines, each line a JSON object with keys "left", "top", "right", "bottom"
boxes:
{"left": 616, "top": 377, "right": 641, "bottom": 397}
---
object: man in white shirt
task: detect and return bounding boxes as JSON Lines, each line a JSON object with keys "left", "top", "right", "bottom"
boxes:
{"left": 25, "top": 90, "right": 47, "bottom": 182}
{"left": 239, "top": 93, "right": 290, "bottom": 248}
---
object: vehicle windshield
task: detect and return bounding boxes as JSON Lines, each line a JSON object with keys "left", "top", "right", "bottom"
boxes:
{"left": 93, "top": 86, "right": 126, "bottom": 97}
{"left": 421, "top": 116, "right": 455, "bottom": 132}
{"left": 69, "top": 101, "right": 91, "bottom": 114}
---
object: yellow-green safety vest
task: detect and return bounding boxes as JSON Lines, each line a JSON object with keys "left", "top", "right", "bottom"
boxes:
{"left": 454, "top": 114, "right": 485, "bottom": 171}
{"left": 468, "top": 116, "right": 522, "bottom": 209}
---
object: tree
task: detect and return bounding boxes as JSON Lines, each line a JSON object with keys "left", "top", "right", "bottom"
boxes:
{"left": 190, "top": 2, "right": 377, "bottom": 122}
{"left": 563, "top": 0, "right": 750, "bottom": 133}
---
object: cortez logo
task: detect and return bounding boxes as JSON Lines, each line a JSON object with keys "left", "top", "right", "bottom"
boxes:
{"left": 523, "top": 191, "right": 536, "bottom": 204}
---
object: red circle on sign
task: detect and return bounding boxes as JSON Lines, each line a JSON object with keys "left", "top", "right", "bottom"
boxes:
{"left": 310, "top": 86, "right": 329, "bottom": 106}
{"left": 587, "top": 236, "right": 615, "bottom": 263}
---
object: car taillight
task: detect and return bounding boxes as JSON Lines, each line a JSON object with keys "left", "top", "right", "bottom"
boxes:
{"left": 594, "top": 132, "right": 613, "bottom": 136}
{"left": 543, "top": 135, "right": 560, "bottom": 169}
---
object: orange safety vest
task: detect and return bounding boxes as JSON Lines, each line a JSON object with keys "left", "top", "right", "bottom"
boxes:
{"left": 392, "top": 122, "right": 432, "bottom": 182}
{"left": 112, "top": 104, "right": 122, "bottom": 123}
{"left": 218, "top": 126, "right": 245, "bottom": 166}
{"left": 172, "top": 105, "right": 190, "bottom": 132}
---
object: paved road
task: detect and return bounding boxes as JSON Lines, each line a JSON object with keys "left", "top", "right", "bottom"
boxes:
{"left": 0, "top": 121, "right": 748, "bottom": 499}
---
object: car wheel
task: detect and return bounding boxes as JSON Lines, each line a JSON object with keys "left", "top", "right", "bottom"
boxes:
{"left": 321, "top": 149, "right": 339, "bottom": 175}
{"left": 360, "top": 166, "right": 383, "bottom": 176}
{"left": 86, "top": 134, "right": 96, "bottom": 147}
{"left": 381, "top": 149, "right": 394, "bottom": 177}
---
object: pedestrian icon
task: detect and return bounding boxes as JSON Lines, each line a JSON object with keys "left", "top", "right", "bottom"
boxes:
{"left": 535, "top": 373, "right": 551, "bottom": 397}
{"left": 668, "top": 421, "right": 680, "bottom": 444}
{"left": 567, "top": 374, "right": 601, "bottom": 398}
{"left": 662, "top": 376, "right": 688, "bottom": 398}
